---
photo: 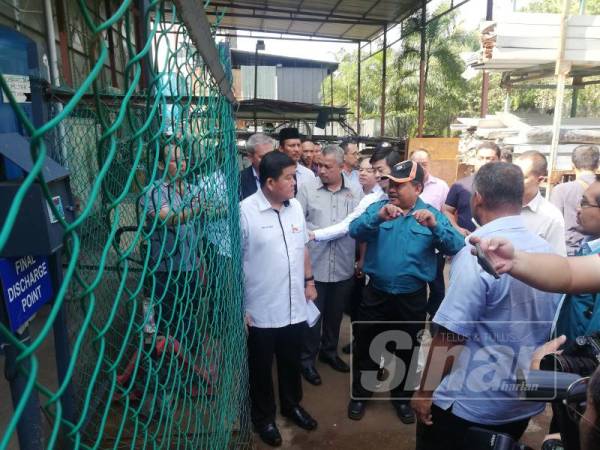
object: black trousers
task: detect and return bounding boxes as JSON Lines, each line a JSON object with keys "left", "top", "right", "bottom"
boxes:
{"left": 247, "top": 322, "right": 305, "bottom": 428}
{"left": 352, "top": 283, "right": 427, "bottom": 401}
{"left": 301, "top": 278, "right": 354, "bottom": 368}
{"left": 426, "top": 253, "right": 446, "bottom": 318}
{"left": 416, "top": 404, "right": 530, "bottom": 450}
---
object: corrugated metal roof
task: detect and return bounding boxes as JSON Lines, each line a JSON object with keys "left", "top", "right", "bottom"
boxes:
{"left": 206, "top": 0, "right": 428, "bottom": 42}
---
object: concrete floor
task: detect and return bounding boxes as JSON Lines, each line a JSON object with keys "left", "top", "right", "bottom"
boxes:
{"left": 253, "top": 315, "right": 553, "bottom": 450}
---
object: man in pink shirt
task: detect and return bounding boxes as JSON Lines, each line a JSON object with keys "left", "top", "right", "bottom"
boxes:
{"left": 410, "top": 149, "right": 450, "bottom": 320}
{"left": 410, "top": 149, "right": 449, "bottom": 211}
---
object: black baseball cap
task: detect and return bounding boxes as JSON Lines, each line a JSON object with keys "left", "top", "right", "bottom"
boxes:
{"left": 382, "top": 160, "right": 424, "bottom": 184}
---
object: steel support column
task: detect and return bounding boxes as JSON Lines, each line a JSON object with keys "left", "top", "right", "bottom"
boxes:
{"left": 380, "top": 24, "right": 387, "bottom": 137}
{"left": 330, "top": 73, "right": 334, "bottom": 135}
{"left": 480, "top": 0, "right": 494, "bottom": 117}
{"left": 417, "top": 0, "right": 426, "bottom": 137}
{"left": 357, "top": 42, "right": 361, "bottom": 135}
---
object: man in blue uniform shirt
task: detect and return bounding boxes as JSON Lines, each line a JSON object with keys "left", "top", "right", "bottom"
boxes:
{"left": 412, "top": 163, "right": 560, "bottom": 450}
{"left": 347, "top": 160, "right": 464, "bottom": 423}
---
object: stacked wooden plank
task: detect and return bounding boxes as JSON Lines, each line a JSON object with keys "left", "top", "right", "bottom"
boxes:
{"left": 469, "top": 13, "right": 600, "bottom": 72}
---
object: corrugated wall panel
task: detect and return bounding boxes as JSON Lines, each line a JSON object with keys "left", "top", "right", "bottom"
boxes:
{"left": 276, "top": 67, "right": 327, "bottom": 104}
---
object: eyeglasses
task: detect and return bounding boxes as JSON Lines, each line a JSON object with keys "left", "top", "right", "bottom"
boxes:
{"left": 580, "top": 198, "right": 600, "bottom": 209}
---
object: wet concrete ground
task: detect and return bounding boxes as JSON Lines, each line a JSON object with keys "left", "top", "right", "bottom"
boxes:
{"left": 253, "top": 315, "right": 553, "bottom": 450}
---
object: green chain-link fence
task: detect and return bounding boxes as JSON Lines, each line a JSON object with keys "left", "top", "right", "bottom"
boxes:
{"left": 0, "top": 1, "right": 248, "bottom": 448}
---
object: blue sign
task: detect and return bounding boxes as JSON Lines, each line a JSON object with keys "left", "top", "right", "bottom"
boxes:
{"left": 0, "top": 255, "right": 53, "bottom": 332}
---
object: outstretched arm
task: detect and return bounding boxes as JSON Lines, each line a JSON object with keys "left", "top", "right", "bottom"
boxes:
{"left": 470, "top": 236, "right": 600, "bottom": 293}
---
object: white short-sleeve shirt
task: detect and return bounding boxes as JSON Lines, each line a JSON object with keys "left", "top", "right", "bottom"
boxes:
{"left": 240, "top": 189, "right": 308, "bottom": 328}
{"left": 522, "top": 191, "right": 567, "bottom": 256}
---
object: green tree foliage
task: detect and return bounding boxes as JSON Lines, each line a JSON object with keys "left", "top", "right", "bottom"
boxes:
{"left": 326, "top": 0, "right": 600, "bottom": 138}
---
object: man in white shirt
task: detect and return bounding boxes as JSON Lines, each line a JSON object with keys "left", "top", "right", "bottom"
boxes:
{"left": 240, "top": 151, "right": 318, "bottom": 447}
{"left": 410, "top": 149, "right": 449, "bottom": 211}
{"left": 278, "top": 127, "right": 315, "bottom": 193}
{"left": 308, "top": 146, "right": 399, "bottom": 243}
{"left": 514, "top": 151, "right": 567, "bottom": 256}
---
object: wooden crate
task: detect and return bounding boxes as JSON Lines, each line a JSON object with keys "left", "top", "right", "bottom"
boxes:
{"left": 408, "top": 138, "right": 462, "bottom": 185}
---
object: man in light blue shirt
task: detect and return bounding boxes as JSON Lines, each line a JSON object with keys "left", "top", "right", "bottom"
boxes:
{"left": 413, "top": 162, "right": 560, "bottom": 450}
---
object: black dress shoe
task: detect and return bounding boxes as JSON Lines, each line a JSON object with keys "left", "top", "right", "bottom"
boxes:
{"left": 256, "top": 422, "right": 282, "bottom": 447}
{"left": 282, "top": 405, "right": 318, "bottom": 430}
{"left": 392, "top": 401, "right": 415, "bottom": 424}
{"left": 347, "top": 400, "right": 365, "bottom": 420}
{"left": 302, "top": 366, "right": 322, "bottom": 385}
{"left": 318, "top": 353, "right": 350, "bottom": 372}
{"left": 342, "top": 343, "right": 351, "bottom": 354}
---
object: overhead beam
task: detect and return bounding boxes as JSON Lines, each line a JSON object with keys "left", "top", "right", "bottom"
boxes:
{"left": 214, "top": 24, "right": 359, "bottom": 42}
{"left": 205, "top": 10, "right": 385, "bottom": 25}
{"left": 215, "top": 33, "right": 355, "bottom": 43}
{"left": 206, "top": 0, "right": 383, "bottom": 26}
{"left": 311, "top": 0, "right": 345, "bottom": 38}
{"left": 173, "top": 0, "right": 236, "bottom": 103}
{"left": 209, "top": 1, "right": 385, "bottom": 24}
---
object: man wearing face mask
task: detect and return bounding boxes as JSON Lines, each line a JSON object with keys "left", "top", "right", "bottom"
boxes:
{"left": 347, "top": 160, "right": 464, "bottom": 424}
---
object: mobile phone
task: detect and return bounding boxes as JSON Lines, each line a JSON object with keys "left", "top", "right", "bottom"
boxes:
{"left": 474, "top": 242, "right": 500, "bottom": 279}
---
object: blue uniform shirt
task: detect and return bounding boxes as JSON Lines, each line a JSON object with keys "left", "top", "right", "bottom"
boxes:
{"left": 348, "top": 197, "right": 464, "bottom": 294}
{"left": 432, "top": 215, "right": 561, "bottom": 425}
{"left": 555, "top": 237, "right": 600, "bottom": 340}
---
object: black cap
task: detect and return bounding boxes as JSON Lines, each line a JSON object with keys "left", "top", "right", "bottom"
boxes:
{"left": 382, "top": 160, "right": 424, "bottom": 184}
{"left": 279, "top": 127, "right": 300, "bottom": 145}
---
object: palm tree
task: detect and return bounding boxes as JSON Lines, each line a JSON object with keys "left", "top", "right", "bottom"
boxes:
{"left": 387, "top": 4, "right": 475, "bottom": 136}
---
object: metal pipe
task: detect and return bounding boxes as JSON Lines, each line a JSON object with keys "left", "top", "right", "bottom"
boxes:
{"left": 380, "top": 24, "right": 387, "bottom": 137}
{"left": 43, "top": 0, "right": 68, "bottom": 167}
{"left": 357, "top": 42, "right": 361, "bottom": 135}
{"left": 254, "top": 48, "right": 258, "bottom": 131}
{"left": 330, "top": 73, "right": 334, "bottom": 136}
{"left": 417, "top": 0, "right": 426, "bottom": 137}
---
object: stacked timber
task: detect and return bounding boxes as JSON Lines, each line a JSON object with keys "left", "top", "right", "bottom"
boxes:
{"left": 468, "top": 13, "right": 600, "bottom": 71}
{"left": 451, "top": 113, "right": 600, "bottom": 170}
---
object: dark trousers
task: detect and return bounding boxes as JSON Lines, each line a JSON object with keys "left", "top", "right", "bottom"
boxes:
{"left": 426, "top": 253, "right": 446, "bottom": 318}
{"left": 348, "top": 275, "right": 366, "bottom": 323}
{"left": 352, "top": 283, "right": 427, "bottom": 401}
{"left": 301, "top": 278, "right": 354, "bottom": 368}
{"left": 247, "top": 322, "right": 305, "bottom": 428}
{"left": 416, "top": 405, "right": 530, "bottom": 450}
